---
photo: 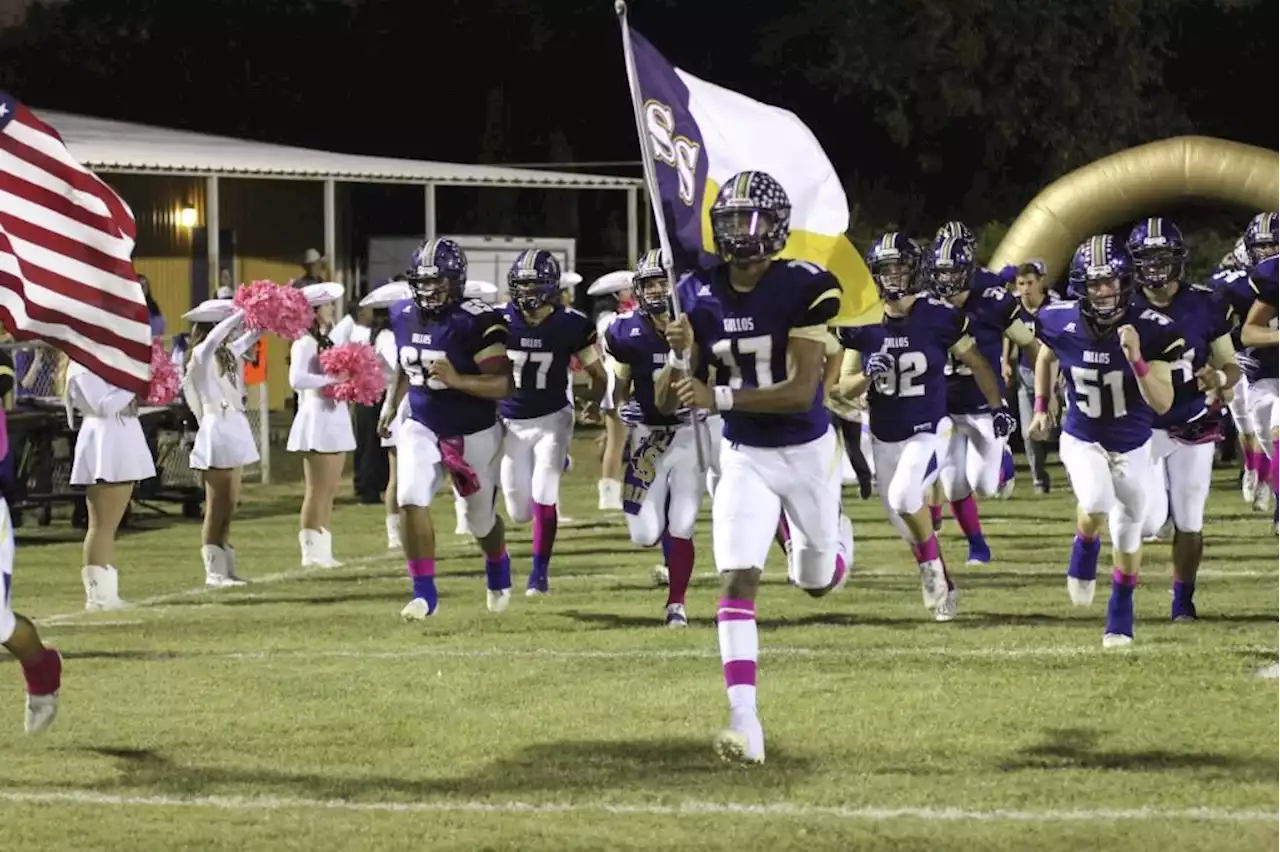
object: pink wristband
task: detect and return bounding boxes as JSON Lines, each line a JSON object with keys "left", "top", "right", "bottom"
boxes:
{"left": 1130, "top": 359, "right": 1150, "bottom": 378}
{"left": 1033, "top": 395, "right": 1048, "bottom": 414}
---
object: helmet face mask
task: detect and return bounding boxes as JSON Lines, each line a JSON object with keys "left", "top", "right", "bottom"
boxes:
{"left": 510, "top": 278, "right": 557, "bottom": 313}
{"left": 410, "top": 275, "right": 453, "bottom": 314}
{"left": 634, "top": 275, "right": 670, "bottom": 315}
{"left": 1132, "top": 246, "right": 1181, "bottom": 289}
{"left": 873, "top": 259, "right": 919, "bottom": 301}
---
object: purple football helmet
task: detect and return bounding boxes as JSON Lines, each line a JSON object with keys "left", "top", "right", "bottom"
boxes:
{"left": 929, "top": 236, "right": 977, "bottom": 298}
{"left": 508, "top": 249, "right": 562, "bottom": 313}
{"left": 1244, "top": 212, "right": 1278, "bottom": 267}
{"left": 866, "top": 232, "right": 924, "bottom": 302}
{"left": 1068, "top": 235, "right": 1133, "bottom": 325}
{"left": 1126, "top": 217, "right": 1186, "bottom": 289}
{"left": 407, "top": 238, "right": 468, "bottom": 315}
{"left": 709, "top": 171, "right": 792, "bottom": 264}
{"left": 631, "top": 249, "right": 670, "bottom": 316}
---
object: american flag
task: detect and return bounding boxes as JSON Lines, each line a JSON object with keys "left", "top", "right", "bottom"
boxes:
{"left": 0, "top": 92, "right": 151, "bottom": 394}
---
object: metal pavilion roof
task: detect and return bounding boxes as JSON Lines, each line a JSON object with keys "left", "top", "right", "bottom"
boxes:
{"left": 39, "top": 110, "right": 641, "bottom": 190}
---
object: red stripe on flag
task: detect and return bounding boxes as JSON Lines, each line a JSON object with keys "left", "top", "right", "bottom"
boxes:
{"left": 0, "top": 211, "right": 141, "bottom": 284}
{"left": 11, "top": 104, "right": 136, "bottom": 242}
{"left": 0, "top": 97, "right": 151, "bottom": 394}
{"left": 0, "top": 168, "right": 125, "bottom": 239}
{"left": 0, "top": 305, "right": 143, "bottom": 392}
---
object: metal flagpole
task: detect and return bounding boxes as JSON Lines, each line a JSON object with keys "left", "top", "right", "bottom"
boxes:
{"left": 614, "top": 0, "right": 711, "bottom": 471}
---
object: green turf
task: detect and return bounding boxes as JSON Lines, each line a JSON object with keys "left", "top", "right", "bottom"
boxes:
{"left": 1, "top": 437, "right": 1276, "bottom": 851}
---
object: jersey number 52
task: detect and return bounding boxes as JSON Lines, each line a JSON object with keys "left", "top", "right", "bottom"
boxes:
{"left": 873, "top": 351, "right": 927, "bottom": 397}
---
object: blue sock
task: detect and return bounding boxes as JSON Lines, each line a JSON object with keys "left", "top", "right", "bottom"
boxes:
{"left": 412, "top": 576, "right": 438, "bottom": 610}
{"left": 485, "top": 550, "right": 512, "bottom": 591}
{"left": 1000, "top": 448, "right": 1016, "bottom": 484}
{"left": 1068, "top": 534, "right": 1101, "bottom": 581}
{"left": 1106, "top": 574, "right": 1136, "bottom": 636}
{"left": 661, "top": 532, "right": 672, "bottom": 565}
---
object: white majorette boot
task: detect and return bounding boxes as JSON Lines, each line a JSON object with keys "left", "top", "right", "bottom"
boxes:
{"left": 82, "top": 565, "right": 129, "bottom": 611}
{"left": 202, "top": 544, "right": 244, "bottom": 588}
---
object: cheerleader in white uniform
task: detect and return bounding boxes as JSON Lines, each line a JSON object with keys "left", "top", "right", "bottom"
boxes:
{"left": 287, "top": 282, "right": 355, "bottom": 567}
{"left": 183, "top": 298, "right": 261, "bottom": 588}
{"left": 586, "top": 271, "right": 636, "bottom": 511}
{"left": 60, "top": 359, "right": 157, "bottom": 611}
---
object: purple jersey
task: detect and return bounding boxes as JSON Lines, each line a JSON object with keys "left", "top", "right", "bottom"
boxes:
{"left": 499, "top": 304, "right": 596, "bottom": 421}
{"left": 1133, "top": 282, "right": 1232, "bottom": 427}
{"left": 1248, "top": 257, "right": 1279, "bottom": 380}
{"left": 839, "top": 297, "right": 969, "bottom": 443}
{"left": 605, "top": 311, "right": 684, "bottom": 427}
{"left": 1213, "top": 260, "right": 1280, "bottom": 376}
{"left": 390, "top": 298, "right": 509, "bottom": 437}
{"left": 1035, "top": 301, "right": 1181, "bottom": 453}
{"left": 677, "top": 260, "right": 841, "bottom": 448}
{"left": 946, "top": 283, "right": 1019, "bottom": 415}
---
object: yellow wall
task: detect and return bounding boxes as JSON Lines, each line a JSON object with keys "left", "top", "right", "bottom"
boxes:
{"left": 100, "top": 174, "right": 327, "bottom": 410}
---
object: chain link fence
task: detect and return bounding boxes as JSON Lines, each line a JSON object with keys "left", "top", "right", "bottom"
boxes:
{"left": 0, "top": 340, "right": 272, "bottom": 524}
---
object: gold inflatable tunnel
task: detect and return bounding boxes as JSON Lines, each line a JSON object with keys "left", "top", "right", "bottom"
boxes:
{"left": 989, "top": 136, "right": 1279, "bottom": 281}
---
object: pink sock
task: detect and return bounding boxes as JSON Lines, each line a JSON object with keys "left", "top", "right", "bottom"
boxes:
{"left": 776, "top": 514, "right": 791, "bottom": 544}
{"left": 1258, "top": 454, "right": 1273, "bottom": 486}
{"left": 950, "top": 495, "right": 983, "bottom": 537}
{"left": 1273, "top": 444, "right": 1278, "bottom": 497}
{"left": 407, "top": 558, "right": 435, "bottom": 577}
{"left": 665, "top": 536, "right": 694, "bottom": 606}
{"left": 1245, "top": 450, "right": 1260, "bottom": 473}
{"left": 1112, "top": 567, "right": 1139, "bottom": 587}
{"left": 911, "top": 535, "right": 940, "bottom": 564}
{"left": 531, "top": 502, "right": 558, "bottom": 559}
{"left": 929, "top": 504, "right": 943, "bottom": 527}
{"left": 717, "top": 598, "right": 758, "bottom": 715}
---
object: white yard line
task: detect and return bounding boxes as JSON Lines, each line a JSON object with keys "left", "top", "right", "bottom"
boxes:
{"left": 24, "top": 639, "right": 1264, "bottom": 660}
{"left": 0, "top": 790, "right": 1272, "bottom": 823}
{"left": 36, "top": 553, "right": 403, "bottom": 626}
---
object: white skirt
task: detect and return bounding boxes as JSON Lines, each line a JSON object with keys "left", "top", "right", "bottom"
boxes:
{"left": 70, "top": 415, "right": 157, "bottom": 485}
{"left": 190, "top": 407, "right": 260, "bottom": 471}
{"left": 287, "top": 393, "right": 356, "bottom": 454}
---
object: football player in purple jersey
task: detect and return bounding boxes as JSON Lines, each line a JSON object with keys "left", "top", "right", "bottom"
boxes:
{"left": 665, "top": 170, "right": 854, "bottom": 765}
{"left": 1127, "top": 218, "right": 1240, "bottom": 620}
{"left": 499, "top": 249, "right": 606, "bottom": 597}
{"left": 1238, "top": 214, "right": 1280, "bottom": 526}
{"left": 927, "top": 236, "right": 1035, "bottom": 566}
{"left": 380, "top": 238, "right": 516, "bottom": 620}
{"left": 604, "top": 250, "right": 707, "bottom": 627}
{"left": 1213, "top": 225, "right": 1274, "bottom": 511}
{"left": 1030, "top": 236, "right": 1179, "bottom": 647}
{"left": 838, "top": 232, "right": 1009, "bottom": 622}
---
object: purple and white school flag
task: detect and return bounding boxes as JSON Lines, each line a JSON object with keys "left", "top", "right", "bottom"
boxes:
{"left": 617, "top": 18, "right": 880, "bottom": 326}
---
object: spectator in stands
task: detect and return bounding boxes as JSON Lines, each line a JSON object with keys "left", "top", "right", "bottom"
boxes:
{"left": 139, "top": 275, "right": 166, "bottom": 338}
{"left": 330, "top": 302, "right": 390, "bottom": 505}
{"left": 296, "top": 249, "right": 328, "bottom": 288}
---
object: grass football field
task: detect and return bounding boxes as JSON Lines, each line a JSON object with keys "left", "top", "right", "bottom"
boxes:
{"left": 1, "top": 435, "right": 1277, "bottom": 851}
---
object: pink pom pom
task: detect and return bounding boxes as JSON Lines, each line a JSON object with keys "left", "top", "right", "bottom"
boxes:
{"left": 234, "top": 280, "right": 312, "bottom": 340}
{"left": 144, "top": 339, "right": 181, "bottom": 406}
{"left": 319, "top": 342, "right": 386, "bottom": 406}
